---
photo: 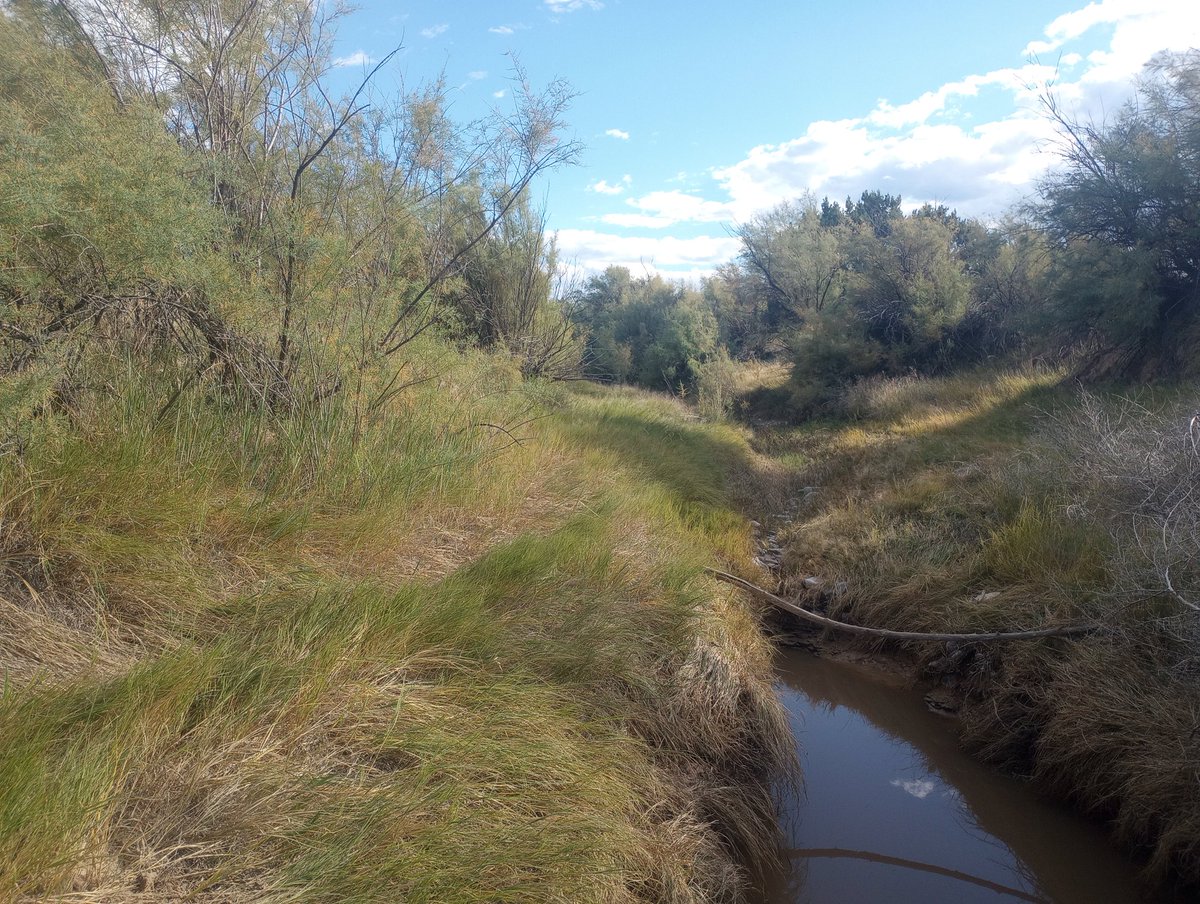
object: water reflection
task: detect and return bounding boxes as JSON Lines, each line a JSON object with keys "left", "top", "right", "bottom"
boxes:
{"left": 762, "top": 649, "right": 1152, "bottom": 904}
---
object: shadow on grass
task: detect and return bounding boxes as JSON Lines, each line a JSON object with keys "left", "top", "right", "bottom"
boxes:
{"left": 563, "top": 411, "right": 750, "bottom": 505}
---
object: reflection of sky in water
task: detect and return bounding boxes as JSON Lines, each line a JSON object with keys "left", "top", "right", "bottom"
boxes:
{"left": 890, "top": 777, "right": 936, "bottom": 799}
{"left": 765, "top": 651, "right": 1147, "bottom": 904}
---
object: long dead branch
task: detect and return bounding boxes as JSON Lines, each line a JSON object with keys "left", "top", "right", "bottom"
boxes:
{"left": 706, "top": 568, "right": 1098, "bottom": 642}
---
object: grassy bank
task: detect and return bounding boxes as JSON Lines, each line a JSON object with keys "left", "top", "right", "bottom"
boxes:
{"left": 0, "top": 345, "right": 791, "bottom": 902}
{"left": 748, "top": 364, "right": 1200, "bottom": 892}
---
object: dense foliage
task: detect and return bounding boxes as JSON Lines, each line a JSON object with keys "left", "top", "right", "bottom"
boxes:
{"left": 718, "top": 193, "right": 1041, "bottom": 414}
{"left": 571, "top": 267, "right": 720, "bottom": 392}
{"left": 698, "top": 51, "right": 1200, "bottom": 419}
{"left": 1036, "top": 50, "right": 1200, "bottom": 378}
{"left": 0, "top": 0, "right": 584, "bottom": 417}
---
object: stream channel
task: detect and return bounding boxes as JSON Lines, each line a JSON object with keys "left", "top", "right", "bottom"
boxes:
{"left": 758, "top": 646, "right": 1155, "bottom": 903}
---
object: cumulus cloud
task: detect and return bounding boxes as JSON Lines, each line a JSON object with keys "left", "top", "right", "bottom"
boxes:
{"left": 555, "top": 229, "right": 740, "bottom": 277}
{"left": 332, "top": 50, "right": 374, "bottom": 68}
{"left": 711, "top": 111, "right": 1060, "bottom": 220}
{"left": 605, "top": 128, "right": 630, "bottom": 140}
{"left": 1021, "top": 0, "right": 1193, "bottom": 56}
{"left": 420, "top": 23, "right": 449, "bottom": 39}
{"left": 467, "top": 70, "right": 487, "bottom": 80}
{"left": 545, "top": 0, "right": 604, "bottom": 12}
{"left": 681, "top": 2, "right": 1198, "bottom": 222}
{"left": 865, "top": 63, "right": 1055, "bottom": 129}
{"left": 493, "top": 89, "right": 507, "bottom": 99}
{"left": 489, "top": 23, "right": 529, "bottom": 35}
{"left": 601, "top": 190, "right": 736, "bottom": 229}
{"left": 589, "top": 176, "right": 631, "bottom": 196}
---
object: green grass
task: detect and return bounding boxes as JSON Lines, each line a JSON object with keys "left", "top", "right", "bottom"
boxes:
{"left": 0, "top": 347, "right": 790, "bottom": 902}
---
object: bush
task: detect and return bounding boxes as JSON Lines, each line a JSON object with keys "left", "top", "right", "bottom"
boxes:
{"left": 574, "top": 269, "right": 720, "bottom": 392}
{"left": 1037, "top": 50, "right": 1200, "bottom": 377}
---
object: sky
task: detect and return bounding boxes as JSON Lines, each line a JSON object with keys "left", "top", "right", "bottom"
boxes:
{"left": 331, "top": 0, "right": 1200, "bottom": 279}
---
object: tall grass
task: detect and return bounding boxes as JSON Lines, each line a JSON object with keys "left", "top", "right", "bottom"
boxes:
{"left": 0, "top": 344, "right": 791, "bottom": 901}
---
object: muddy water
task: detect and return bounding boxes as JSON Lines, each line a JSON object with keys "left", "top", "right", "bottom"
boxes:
{"left": 761, "top": 648, "right": 1153, "bottom": 904}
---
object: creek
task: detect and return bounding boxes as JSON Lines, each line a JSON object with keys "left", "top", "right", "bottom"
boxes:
{"left": 759, "top": 646, "right": 1154, "bottom": 903}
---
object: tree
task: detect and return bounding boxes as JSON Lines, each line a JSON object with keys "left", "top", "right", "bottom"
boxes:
{"left": 846, "top": 214, "right": 972, "bottom": 367}
{"left": 574, "top": 269, "right": 718, "bottom": 390}
{"left": 2, "top": 0, "right": 584, "bottom": 426}
{"left": 570, "top": 266, "right": 633, "bottom": 325}
{"left": 0, "top": 14, "right": 262, "bottom": 392}
{"left": 457, "top": 197, "right": 582, "bottom": 380}
{"left": 734, "top": 197, "right": 848, "bottom": 327}
{"left": 1037, "top": 50, "right": 1200, "bottom": 376}
{"left": 846, "top": 189, "right": 903, "bottom": 237}
{"left": 702, "top": 264, "right": 774, "bottom": 358}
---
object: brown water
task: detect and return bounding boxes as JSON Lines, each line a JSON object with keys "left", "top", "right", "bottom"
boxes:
{"left": 762, "top": 648, "right": 1156, "bottom": 904}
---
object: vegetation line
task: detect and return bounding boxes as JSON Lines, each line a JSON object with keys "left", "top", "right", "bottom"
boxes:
{"left": 706, "top": 569, "right": 1098, "bottom": 642}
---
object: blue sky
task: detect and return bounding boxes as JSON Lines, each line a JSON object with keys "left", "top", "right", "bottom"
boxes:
{"left": 331, "top": 0, "right": 1200, "bottom": 277}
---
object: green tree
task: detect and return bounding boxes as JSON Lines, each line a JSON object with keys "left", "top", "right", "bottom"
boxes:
{"left": 0, "top": 15, "right": 246, "bottom": 386}
{"left": 734, "top": 196, "right": 848, "bottom": 328}
{"left": 1037, "top": 50, "right": 1200, "bottom": 376}
{"left": 10, "top": 1, "right": 582, "bottom": 400}
{"left": 702, "top": 264, "right": 774, "bottom": 358}
{"left": 845, "top": 189, "right": 903, "bottom": 237}
{"left": 846, "top": 214, "right": 972, "bottom": 367}
{"left": 575, "top": 269, "right": 718, "bottom": 391}
{"left": 457, "top": 198, "right": 582, "bottom": 379}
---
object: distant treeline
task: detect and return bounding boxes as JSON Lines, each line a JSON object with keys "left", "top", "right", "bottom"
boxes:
{"left": 570, "top": 50, "right": 1200, "bottom": 417}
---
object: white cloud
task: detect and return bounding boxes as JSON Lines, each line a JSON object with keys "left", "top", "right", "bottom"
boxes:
{"left": 602, "top": 190, "right": 736, "bottom": 229}
{"left": 493, "top": 89, "right": 507, "bottom": 99}
{"left": 333, "top": 50, "right": 374, "bottom": 68}
{"left": 701, "top": 2, "right": 1199, "bottom": 221}
{"left": 590, "top": 179, "right": 626, "bottom": 196}
{"left": 545, "top": 0, "right": 604, "bottom": 12}
{"left": 605, "top": 128, "right": 630, "bottom": 141}
{"left": 489, "top": 25, "right": 514, "bottom": 35}
{"left": 865, "top": 63, "right": 1055, "bottom": 129}
{"left": 1021, "top": 0, "right": 1188, "bottom": 56}
{"left": 709, "top": 111, "right": 1061, "bottom": 221}
{"left": 555, "top": 229, "right": 739, "bottom": 277}
{"left": 420, "top": 23, "right": 449, "bottom": 39}
{"left": 468, "top": 70, "right": 487, "bottom": 80}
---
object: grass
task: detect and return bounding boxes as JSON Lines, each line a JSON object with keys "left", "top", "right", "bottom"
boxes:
{"left": 0, "top": 343, "right": 791, "bottom": 902}
{"left": 743, "top": 361, "right": 1200, "bottom": 892}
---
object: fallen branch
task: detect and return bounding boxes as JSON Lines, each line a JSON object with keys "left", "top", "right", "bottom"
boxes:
{"left": 705, "top": 568, "right": 1098, "bottom": 642}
